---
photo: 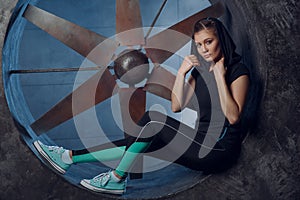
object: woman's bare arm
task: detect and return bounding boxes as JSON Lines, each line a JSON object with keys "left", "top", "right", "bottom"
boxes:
{"left": 171, "top": 55, "right": 198, "bottom": 112}
{"left": 213, "top": 58, "right": 249, "bottom": 124}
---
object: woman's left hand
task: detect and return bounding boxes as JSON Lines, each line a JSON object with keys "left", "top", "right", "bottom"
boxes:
{"left": 211, "top": 57, "right": 226, "bottom": 77}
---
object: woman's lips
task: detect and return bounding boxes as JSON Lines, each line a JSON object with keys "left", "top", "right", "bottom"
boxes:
{"left": 203, "top": 54, "right": 211, "bottom": 59}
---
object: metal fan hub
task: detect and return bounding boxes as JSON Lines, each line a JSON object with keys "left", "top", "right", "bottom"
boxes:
{"left": 114, "top": 49, "right": 149, "bottom": 85}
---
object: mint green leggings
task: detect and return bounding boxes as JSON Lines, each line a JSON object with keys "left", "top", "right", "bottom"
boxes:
{"left": 73, "top": 142, "right": 150, "bottom": 177}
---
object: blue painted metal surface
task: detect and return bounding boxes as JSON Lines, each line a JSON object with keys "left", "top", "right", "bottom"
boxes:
{"left": 2, "top": 0, "right": 211, "bottom": 198}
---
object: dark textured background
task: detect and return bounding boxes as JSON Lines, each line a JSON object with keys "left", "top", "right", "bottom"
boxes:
{"left": 1, "top": 0, "right": 299, "bottom": 199}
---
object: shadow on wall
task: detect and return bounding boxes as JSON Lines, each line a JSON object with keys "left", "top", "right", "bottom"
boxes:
{"left": 217, "top": 1, "right": 264, "bottom": 138}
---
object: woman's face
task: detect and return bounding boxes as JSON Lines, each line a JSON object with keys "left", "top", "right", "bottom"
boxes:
{"left": 194, "top": 29, "right": 223, "bottom": 63}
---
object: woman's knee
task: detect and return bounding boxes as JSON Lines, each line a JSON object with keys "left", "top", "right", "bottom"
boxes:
{"left": 138, "top": 111, "right": 163, "bottom": 126}
{"left": 138, "top": 111, "right": 168, "bottom": 125}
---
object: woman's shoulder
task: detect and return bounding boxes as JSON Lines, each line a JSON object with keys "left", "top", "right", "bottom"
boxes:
{"left": 228, "top": 62, "right": 249, "bottom": 73}
{"left": 226, "top": 62, "right": 250, "bottom": 84}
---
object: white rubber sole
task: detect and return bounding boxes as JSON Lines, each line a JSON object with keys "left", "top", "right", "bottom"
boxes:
{"left": 33, "top": 140, "right": 66, "bottom": 174}
{"left": 80, "top": 179, "right": 124, "bottom": 195}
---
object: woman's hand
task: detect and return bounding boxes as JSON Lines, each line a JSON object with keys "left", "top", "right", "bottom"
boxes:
{"left": 211, "top": 57, "right": 226, "bottom": 77}
{"left": 178, "top": 55, "right": 200, "bottom": 75}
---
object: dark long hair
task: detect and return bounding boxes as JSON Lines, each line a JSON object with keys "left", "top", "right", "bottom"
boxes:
{"left": 193, "top": 17, "right": 241, "bottom": 67}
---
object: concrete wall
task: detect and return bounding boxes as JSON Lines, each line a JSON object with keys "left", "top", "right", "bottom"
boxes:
{"left": 1, "top": 0, "right": 299, "bottom": 199}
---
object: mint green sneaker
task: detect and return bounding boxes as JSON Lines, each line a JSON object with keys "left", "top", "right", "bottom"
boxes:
{"left": 80, "top": 171, "right": 126, "bottom": 195}
{"left": 33, "top": 140, "right": 70, "bottom": 174}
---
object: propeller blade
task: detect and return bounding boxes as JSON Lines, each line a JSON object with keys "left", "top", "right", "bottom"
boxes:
{"left": 143, "top": 66, "right": 176, "bottom": 100}
{"left": 31, "top": 69, "right": 118, "bottom": 134}
{"left": 118, "top": 88, "right": 146, "bottom": 179}
{"left": 145, "top": 2, "right": 224, "bottom": 64}
{"left": 144, "top": 66, "right": 197, "bottom": 111}
{"left": 23, "top": 5, "right": 119, "bottom": 67}
{"left": 116, "top": 0, "right": 144, "bottom": 46}
{"left": 118, "top": 88, "right": 146, "bottom": 136}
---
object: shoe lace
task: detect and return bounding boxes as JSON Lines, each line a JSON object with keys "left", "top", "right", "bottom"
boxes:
{"left": 92, "top": 171, "right": 111, "bottom": 186}
{"left": 47, "top": 145, "right": 64, "bottom": 153}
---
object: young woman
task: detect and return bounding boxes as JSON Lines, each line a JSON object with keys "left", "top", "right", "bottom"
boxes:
{"left": 33, "top": 17, "right": 249, "bottom": 195}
